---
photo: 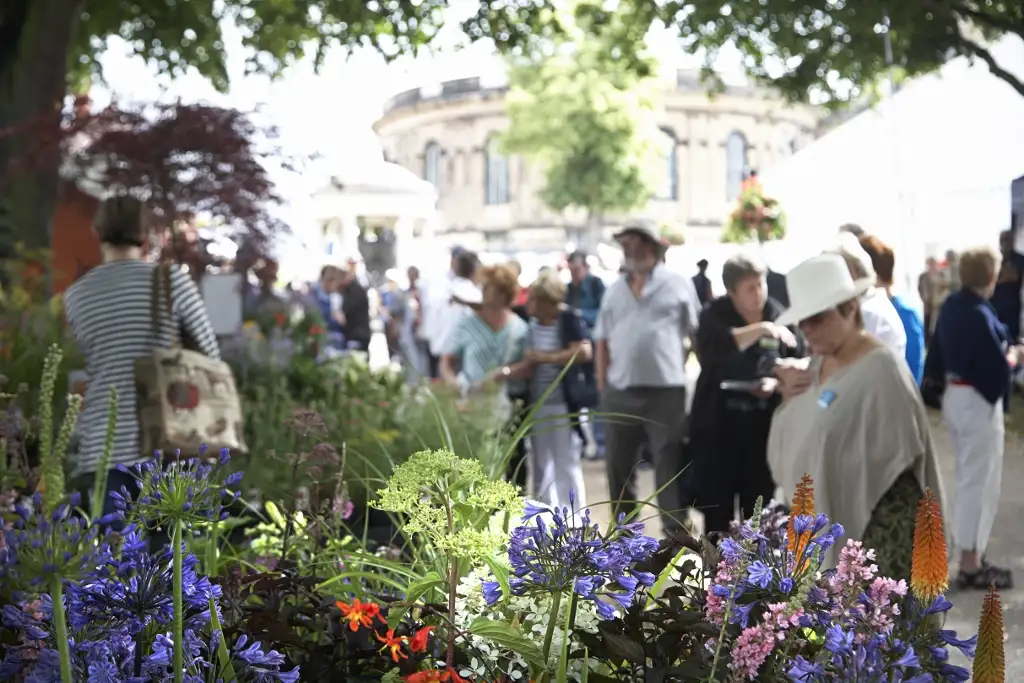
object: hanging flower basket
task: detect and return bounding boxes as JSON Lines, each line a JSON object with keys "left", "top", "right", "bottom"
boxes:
{"left": 660, "top": 223, "right": 686, "bottom": 246}
{"left": 722, "top": 174, "right": 788, "bottom": 244}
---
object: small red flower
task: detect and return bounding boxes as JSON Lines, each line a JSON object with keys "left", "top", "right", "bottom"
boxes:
{"left": 408, "top": 625, "right": 434, "bottom": 654}
{"left": 376, "top": 628, "right": 409, "bottom": 662}
{"left": 404, "top": 668, "right": 469, "bottom": 683}
{"left": 309, "top": 324, "right": 324, "bottom": 335}
{"left": 273, "top": 312, "right": 287, "bottom": 328}
{"left": 336, "top": 599, "right": 382, "bottom": 632}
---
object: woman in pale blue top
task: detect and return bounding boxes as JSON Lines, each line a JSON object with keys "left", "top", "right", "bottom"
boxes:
{"left": 440, "top": 264, "right": 531, "bottom": 484}
{"left": 440, "top": 264, "right": 530, "bottom": 393}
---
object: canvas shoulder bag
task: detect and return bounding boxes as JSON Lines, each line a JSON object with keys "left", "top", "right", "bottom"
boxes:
{"left": 134, "top": 262, "right": 248, "bottom": 460}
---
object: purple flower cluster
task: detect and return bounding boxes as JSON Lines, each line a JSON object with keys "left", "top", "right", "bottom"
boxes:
{"left": 0, "top": 450, "right": 298, "bottom": 682}
{"left": 0, "top": 493, "right": 112, "bottom": 588}
{"left": 705, "top": 512, "right": 976, "bottom": 682}
{"left": 112, "top": 447, "right": 243, "bottom": 528}
{"left": 0, "top": 526, "right": 299, "bottom": 682}
{"left": 483, "top": 499, "right": 659, "bottom": 619}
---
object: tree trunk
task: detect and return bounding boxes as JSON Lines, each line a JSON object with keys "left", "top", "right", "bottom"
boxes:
{"left": 584, "top": 211, "right": 604, "bottom": 250}
{"left": 0, "top": 0, "right": 83, "bottom": 257}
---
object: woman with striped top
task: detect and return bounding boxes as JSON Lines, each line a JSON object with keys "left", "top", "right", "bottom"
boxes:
{"left": 523, "top": 271, "right": 592, "bottom": 513}
{"left": 64, "top": 196, "right": 219, "bottom": 521}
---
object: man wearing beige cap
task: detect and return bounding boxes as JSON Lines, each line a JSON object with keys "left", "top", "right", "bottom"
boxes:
{"left": 594, "top": 220, "right": 701, "bottom": 535}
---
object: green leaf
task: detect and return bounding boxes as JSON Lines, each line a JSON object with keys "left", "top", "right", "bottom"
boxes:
{"left": 600, "top": 632, "right": 646, "bottom": 664}
{"left": 482, "top": 555, "right": 511, "bottom": 605}
{"left": 468, "top": 617, "right": 546, "bottom": 670}
{"left": 386, "top": 571, "right": 445, "bottom": 629}
{"left": 209, "top": 596, "right": 238, "bottom": 683}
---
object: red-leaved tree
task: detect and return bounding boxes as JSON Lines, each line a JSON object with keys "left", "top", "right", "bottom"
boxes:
{"left": 1, "top": 96, "right": 291, "bottom": 278}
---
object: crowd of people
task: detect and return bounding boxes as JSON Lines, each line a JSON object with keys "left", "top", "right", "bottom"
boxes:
{"left": 381, "top": 218, "right": 1023, "bottom": 589}
{"left": 64, "top": 192, "right": 1024, "bottom": 589}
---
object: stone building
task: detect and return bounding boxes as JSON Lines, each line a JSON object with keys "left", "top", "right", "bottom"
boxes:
{"left": 373, "top": 71, "right": 821, "bottom": 251}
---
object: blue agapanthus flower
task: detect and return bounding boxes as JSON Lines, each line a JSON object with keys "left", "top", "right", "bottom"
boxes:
{"left": 484, "top": 500, "right": 658, "bottom": 619}
{"left": 112, "top": 447, "right": 243, "bottom": 528}
{"left": 0, "top": 493, "right": 113, "bottom": 588}
{"left": 69, "top": 528, "right": 220, "bottom": 634}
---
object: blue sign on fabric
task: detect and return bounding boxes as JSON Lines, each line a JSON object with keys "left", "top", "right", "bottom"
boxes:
{"left": 818, "top": 390, "right": 836, "bottom": 409}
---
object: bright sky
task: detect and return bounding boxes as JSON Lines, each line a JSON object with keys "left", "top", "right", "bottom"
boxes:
{"left": 89, "top": 4, "right": 749, "bottom": 262}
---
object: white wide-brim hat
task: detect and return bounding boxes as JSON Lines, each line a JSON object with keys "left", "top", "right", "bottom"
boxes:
{"left": 776, "top": 252, "right": 874, "bottom": 326}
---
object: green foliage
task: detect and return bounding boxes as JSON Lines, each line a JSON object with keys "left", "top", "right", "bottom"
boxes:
{"left": 374, "top": 448, "right": 522, "bottom": 561}
{"left": 230, "top": 353, "right": 512, "bottom": 507}
{"left": 67, "top": 0, "right": 567, "bottom": 92}
{"left": 650, "top": 0, "right": 1024, "bottom": 106}
{"left": 502, "top": 9, "right": 662, "bottom": 222}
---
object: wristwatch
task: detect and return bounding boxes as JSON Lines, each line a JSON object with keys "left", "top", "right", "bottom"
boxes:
{"left": 501, "top": 365, "right": 511, "bottom": 378}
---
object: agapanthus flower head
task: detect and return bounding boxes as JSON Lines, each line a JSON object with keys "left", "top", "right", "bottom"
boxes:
{"left": 787, "top": 474, "right": 815, "bottom": 563}
{"left": 910, "top": 488, "right": 948, "bottom": 603}
{"left": 973, "top": 585, "right": 1005, "bottom": 683}
{"left": 111, "top": 447, "right": 243, "bottom": 528}
{"left": 500, "top": 503, "right": 658, "bottom": 620}
{"left": 69, "top": 528, "right": 221, "bottom": 635}
{"left": 0, "top": 493, "right": 112, "bottom": 587}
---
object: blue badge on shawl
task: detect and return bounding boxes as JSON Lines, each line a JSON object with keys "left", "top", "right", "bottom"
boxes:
{"left": 818, "top": 390, "right": 836, "bottom": 409}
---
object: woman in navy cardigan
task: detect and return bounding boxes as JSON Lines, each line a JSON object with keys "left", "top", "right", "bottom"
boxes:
{"left": 935, "top": 245, "right": 1021, "bottom": 590}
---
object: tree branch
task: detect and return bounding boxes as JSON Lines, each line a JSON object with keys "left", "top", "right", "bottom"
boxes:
{"left": 919, "top": 0, "right": 1024, "bottom": 97}
{"left": 949, "top": 3, "right": 1024, "bottom": 37}
{"left": 956, "top": 32, "right": 1024, "bottom": 97}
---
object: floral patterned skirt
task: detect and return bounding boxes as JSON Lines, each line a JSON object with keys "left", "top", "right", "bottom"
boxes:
{"left": 861, "top": 471, "right": 924, "bottom": 581}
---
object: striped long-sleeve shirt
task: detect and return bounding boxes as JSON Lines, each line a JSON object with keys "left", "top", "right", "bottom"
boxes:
{"left": 64, "top": 260, "right": 220, "bottom": 475}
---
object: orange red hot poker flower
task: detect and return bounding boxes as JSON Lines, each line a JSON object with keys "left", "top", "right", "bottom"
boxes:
{"left": 787, "top": 474, "right": 815, "bottom": 568}
{"left": 973, "top": 585, "right": 1006, "bottom": 683}
{"left": 909, "top": 488, "right": 949, "bottom": 603}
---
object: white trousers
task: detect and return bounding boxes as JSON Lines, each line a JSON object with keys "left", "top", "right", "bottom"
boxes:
{"left": 529, "top": 402, "right": 586, "bottom": 513}
{"left": 942, "top": 385, "right": 1004, "bottom": 556}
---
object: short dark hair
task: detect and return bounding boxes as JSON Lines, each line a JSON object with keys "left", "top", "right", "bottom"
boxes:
{"left": 697, "top": 259, "right": 709, "bottom": 270}
{"left": 94, "top": 195, "right": 150, "bottom": 247}
{"left": 568, "top": 251, "right": 589, "bottom": 266}
{"left": 453, "top": 250, "right": 479, "bottom": 279}
{"left": 722, "top": 254, "right": 766, "bottom": 292}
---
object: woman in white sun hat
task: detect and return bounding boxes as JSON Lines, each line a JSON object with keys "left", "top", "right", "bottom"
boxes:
{"left": 766, "top": 252, "right": 947, "bottom": 578}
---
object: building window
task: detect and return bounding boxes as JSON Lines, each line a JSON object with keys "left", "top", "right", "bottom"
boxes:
{"left": 424, "top": 141, "right": 443, "bottom": 189}
{"left": 725, "top": 131, "right": 749, "bottom": 202}
{"left": 484, "top": 137, "right": 510, "bottom": 205}
{"left": 655, "top": 127, "right": 678, "bottom": 200}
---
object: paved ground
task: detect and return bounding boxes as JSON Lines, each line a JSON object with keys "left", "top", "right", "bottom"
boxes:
{"left": 581, "top": 409, "right": 1024, "bottom": 674}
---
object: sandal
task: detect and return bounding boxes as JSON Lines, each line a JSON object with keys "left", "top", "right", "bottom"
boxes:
{"left": 956, "top": 560, "right": 1014, "bottom": 590}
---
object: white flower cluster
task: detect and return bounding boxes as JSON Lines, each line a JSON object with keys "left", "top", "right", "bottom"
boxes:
{"left": 454, "top": 566, "right": 601, "bottom": 681}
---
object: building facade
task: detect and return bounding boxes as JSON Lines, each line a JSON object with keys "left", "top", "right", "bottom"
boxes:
{"left": 373, "top": 72, "right": 821, "bottom": 251}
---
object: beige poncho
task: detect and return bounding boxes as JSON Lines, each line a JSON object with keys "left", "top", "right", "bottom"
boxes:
{"left": 767, "top": 346, "right": 948, "bottom": 567}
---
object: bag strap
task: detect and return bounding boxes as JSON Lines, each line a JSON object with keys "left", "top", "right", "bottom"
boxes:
{"left": 150, "top": 262, "right": 179, "bottom": 348}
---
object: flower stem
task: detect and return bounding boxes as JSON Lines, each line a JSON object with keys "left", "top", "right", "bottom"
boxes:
{"left": 173, "top": 519, "right": 184, "bottom": 683}
{"left": 541, "top": 590, "right": 563, "bottom": 672}
{"left": 50, "top": 576, "right": 72, "bottom": 683}
{"left": 205, "top": 519, "right": 219, "bottom": 576}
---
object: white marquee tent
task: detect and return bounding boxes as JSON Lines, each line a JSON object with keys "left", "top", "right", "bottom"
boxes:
{"left": 760, "top": 35, "right": 1024, "bottom": 293}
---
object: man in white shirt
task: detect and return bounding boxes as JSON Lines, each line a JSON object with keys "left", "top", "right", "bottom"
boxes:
{"left": 420, "top": 247, "right": 480, "bottom": 377}
{"left": 835, "top": 233, "right": 907, "bottom": 357}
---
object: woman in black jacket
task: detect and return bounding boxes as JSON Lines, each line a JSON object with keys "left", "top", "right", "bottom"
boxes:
{"left": 687, "top": 254, "right": 803, "bottom": 534}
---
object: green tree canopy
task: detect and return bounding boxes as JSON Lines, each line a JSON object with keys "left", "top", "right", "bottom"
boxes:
{"left": 648, "top": 0, "right": 1024, "bottom": 105}
{"left": 502, "top": 7, "right": 662, "bottom": 243}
